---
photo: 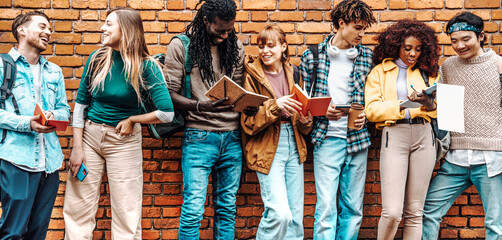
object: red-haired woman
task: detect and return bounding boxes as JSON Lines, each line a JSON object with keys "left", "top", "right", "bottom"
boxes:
{"left": 365, "top": 19, "right": 439, "bottom": 240}
{"left": 241, "top": 25, "right": 313, "bottom": 239}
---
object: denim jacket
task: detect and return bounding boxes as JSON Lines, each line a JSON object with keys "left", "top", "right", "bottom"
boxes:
{"left": 0, "top": 48, "right": 70, "bottom": 173}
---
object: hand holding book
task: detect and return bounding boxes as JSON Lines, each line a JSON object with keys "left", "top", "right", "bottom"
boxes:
{"left": 33, "top": 103, "right": 69, "bottom": 131}
{"left": 291, "top": 84, "right": 331, "bottom": 117}
{"left": 198, "top": 97, "right": 234, "bottom": 112}
{"left": 399, "top": 84, "right": 437, "bottom": 109}
{"left": 276, "top": 94, "right": 303, "bottom": 118}
{"left": 30, "top": 115, "right": 56, "bottom": 133}
{"left": 205, "top": 76, "right": 269, "bottom": 112}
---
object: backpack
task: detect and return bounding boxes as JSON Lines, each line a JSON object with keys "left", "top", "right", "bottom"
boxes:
{"left": 420, "top": 70, "right": 450, "bottom": 161}
{"left": 307, "top": 44, "right": 320, "bottom": 94}
{"left": 0, "top": 54, "right": 19, "bottom": 143}
{"left": 292, "top": 64, "right": 300, "bottom": 85}
{"left": 142, "top": 34, "right": 192, "bottom": 139}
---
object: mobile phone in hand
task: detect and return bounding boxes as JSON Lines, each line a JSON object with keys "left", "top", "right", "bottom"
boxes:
{"left": 76, "top": 163, "right": 89, "bottom": 181}
{"left": 335, "top": 104, "right": 351, "bottom": 114}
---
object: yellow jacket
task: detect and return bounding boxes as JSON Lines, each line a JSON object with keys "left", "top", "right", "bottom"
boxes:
{"left": 241, "top": 55, "right": 313, "bottom": 174}
{"left": 365, "top": 58, "right": 438, "bottom": 129}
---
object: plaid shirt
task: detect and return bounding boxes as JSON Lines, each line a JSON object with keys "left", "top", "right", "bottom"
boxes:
{"left": 299, "top": 36, "right": 373, "bottom": 153}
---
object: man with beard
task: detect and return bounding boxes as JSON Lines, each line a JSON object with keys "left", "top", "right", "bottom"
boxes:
{"left": 0, "top": 11, "right": 70, "bottom": 238}
{"left": 164, "top": 0, "right": 245, "bottom": 239}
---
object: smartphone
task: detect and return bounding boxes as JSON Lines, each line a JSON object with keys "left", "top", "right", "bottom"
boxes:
{"left": 335, "top": 104, "right": 351, "bottom": 114}
{"left": 76, "top": 163, "right": 89, "bottom": 181}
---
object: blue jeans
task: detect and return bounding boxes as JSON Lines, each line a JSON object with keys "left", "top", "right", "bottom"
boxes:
{"left": 256, "top": 124, "right": 304, "bottom": 240}
{"left": 0, "top": 159, "right": 59, "bottom": 239}
{"left": 178, "top": 128, "right": 243, "bottom": 240}
{"left": 313, "top": 137, "right": 368, "bottom": 240}
{"left": 423, "top": 161, "right": 502, "bottom": 240}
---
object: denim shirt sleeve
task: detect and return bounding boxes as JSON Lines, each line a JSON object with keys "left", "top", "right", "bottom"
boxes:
{"left": 0, "top": 59, "right": 32, "bottom": 132}
{"left": 48, "top": 66, "right": 70, "bottom": 121}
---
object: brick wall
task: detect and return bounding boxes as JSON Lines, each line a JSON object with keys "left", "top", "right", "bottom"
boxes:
{"left": 0, "top": 0, "right": 501, "bottom": 239}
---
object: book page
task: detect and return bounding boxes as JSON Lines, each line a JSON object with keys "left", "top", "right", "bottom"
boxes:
{"left": 291, "top": 84, "right": 310, "bottom": 115}
{"left": 437, "top": 83, "right": 464, "bottom": 133}
{"left": 205, "top": 75, "right": 269, "bottom": 112}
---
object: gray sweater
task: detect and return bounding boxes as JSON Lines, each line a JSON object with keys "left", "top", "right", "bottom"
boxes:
{"left": 165, "top": 38, "right": 245, "bottom": 131}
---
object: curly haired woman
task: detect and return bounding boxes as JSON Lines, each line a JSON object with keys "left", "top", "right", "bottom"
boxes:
{"left": 364, "top": 19, "right": 439, "bottom": 240}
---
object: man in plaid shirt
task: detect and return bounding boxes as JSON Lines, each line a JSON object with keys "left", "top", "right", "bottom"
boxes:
{"left": 299, "top": 0, "right": 376, "bottom": 239}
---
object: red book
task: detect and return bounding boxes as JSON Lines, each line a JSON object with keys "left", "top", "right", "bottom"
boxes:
{"left": 291, "top": 84, "right": 331, "bottom": 117}
{"left": 34, "top": 103, "right": 69, "bottom": 131}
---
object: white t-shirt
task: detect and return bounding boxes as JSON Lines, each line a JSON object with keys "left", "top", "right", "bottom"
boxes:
{"left": 326, "top": 49, "right": 353, "bottom": 139}
{"left": 15, "top": 63, "right": 45, "bottom": 172}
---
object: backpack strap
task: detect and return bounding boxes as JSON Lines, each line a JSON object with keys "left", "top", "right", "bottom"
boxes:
{"left": 0, "top": 53, "right": 18, "bottom": 143}
{"left": 308, "top": 44, "right": 319, "bottom": 96}
{"left": 171, "top": 34, "right": 192, "bottom": 99}
{"left": 152, "top": 53, "right": 166, "bottom": 65}
{"left": 292, "top": 64, "right": 300, "bottom": 85}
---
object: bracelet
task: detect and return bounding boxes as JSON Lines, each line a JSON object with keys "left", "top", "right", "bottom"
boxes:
{"left": 196, "top": 100, "right": 201, "bottom": 112}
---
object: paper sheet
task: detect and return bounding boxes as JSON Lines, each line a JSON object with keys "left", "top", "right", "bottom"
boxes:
{"left": 437, "top": 83, "right": 465, "bottom": 133}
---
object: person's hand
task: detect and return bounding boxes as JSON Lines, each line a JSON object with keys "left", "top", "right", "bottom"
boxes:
{"left": 199, "top": 97, "right": 234, "bottom": 112}
{"left": 276, "top": 94, "right": 302, "bottom": 117}
{"left": 299, "top": 111, "right": 313, "bottom": 124}
{"left": 44, "top": 110, "right": 54, "bottom": 120}
{"left": 30, "top": 115, "right": 56, "bottom": 133}
{"left": 115, "top": 118, "right": 134, "bottom": 137}
{"left": 353, "top": 112, "right": 366, "bottom": 130}
{"left": 69, "top": 147, "right": 85, "bottom": 177}
{"left": 409, "top": 90, "right": 436, "bottom": 111}
{"left": 326, "top": 104, "right": 347, "bottom": 121}
{"left": 243, "top": 106, "right": 258, "bottom": 116}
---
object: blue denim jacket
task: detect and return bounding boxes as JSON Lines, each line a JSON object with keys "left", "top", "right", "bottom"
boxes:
{"left": 0, "top": 48, "right": 70, "bottom": 173}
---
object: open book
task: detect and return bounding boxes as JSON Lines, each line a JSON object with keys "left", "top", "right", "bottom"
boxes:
{"left": 291, "top": 84, "right": 331, "bottom": 116}
{"left": 34, "top": 103, "right": 69, "bottom": 131}
{"left": 205, "top": 76, "right": 269, "bottom": 112}
{"left": 399, "top": 84, "right": 437, "bottom": 108}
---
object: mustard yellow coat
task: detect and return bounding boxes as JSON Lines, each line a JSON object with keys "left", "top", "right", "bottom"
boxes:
{"left": 365, "top": 58, "right": 438, "bottom": 129}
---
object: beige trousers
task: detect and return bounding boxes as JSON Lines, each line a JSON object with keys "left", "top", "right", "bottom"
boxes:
{"left": 63, "top": 120, "right": 143, "bottom": 240}
{"left": 377, "top": 123, "right": 436, "bottom": 240}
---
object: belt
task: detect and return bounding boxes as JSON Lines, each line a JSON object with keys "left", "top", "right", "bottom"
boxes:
{"left": 395, "top": 118, "right": 425, "bottom": 124}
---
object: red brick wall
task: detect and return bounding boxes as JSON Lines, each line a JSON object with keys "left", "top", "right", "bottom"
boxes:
{"left": 1, "top": 0, "right": 501, "bottom": 239}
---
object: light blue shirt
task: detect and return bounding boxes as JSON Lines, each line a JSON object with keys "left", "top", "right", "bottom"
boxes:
{"left": 0, "top": 48, "right": 70, "bottom": 173}
{"left": 446, "top": 149, "right": 502, "bottom": 177}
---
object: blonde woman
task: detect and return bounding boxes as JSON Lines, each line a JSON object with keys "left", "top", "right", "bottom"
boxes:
{"left": 63, "top": 8, "right": 174, "bottom": 239}
{"left": 241, "top": 25, "right": 313, "bottom": 239}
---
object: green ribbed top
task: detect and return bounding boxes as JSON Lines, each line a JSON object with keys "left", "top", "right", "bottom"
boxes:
{"left": 76, "top": 49, "right": 173, "bottom": 126}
